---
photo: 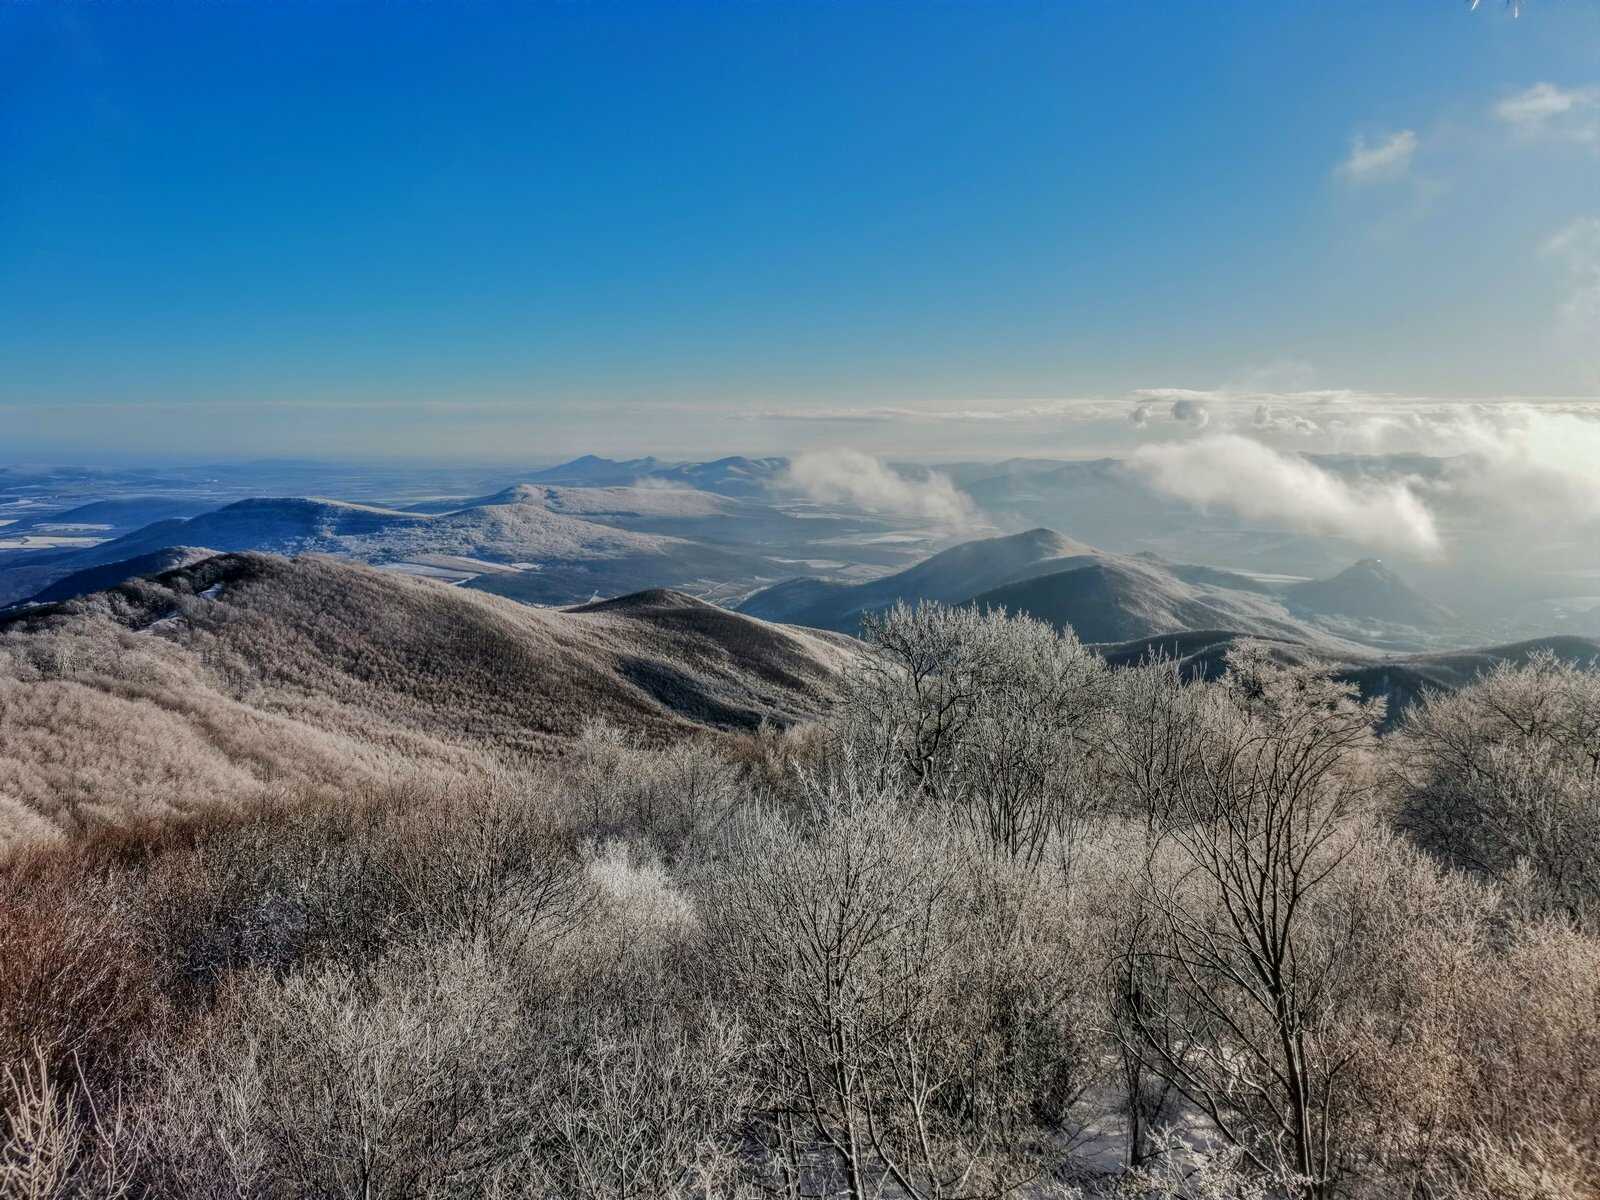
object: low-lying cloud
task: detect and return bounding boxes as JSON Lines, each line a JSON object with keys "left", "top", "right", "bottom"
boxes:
{"left": 782, "top": 449, "right": 979, "bottom": 528}
{"left": 1129, "top": 434, "right": 1442, "bottom": 557}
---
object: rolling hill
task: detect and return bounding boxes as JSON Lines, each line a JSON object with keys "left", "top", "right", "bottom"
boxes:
{"left": 16, "top": 547, "right": 217, "bottom": 607}
{"left": 742, "top": 524, "right": 1461, "bottom": 654}
{"left": 739, "top": 528, "right": 1101, "bottom": 630}
{"left": 2, "top": 496, "right": 222, "bottom": 535}
{"left": 524, "top": 454, "right": 666, "bottom": 487}
{"left": 0, "top": 553, "right": 858, "bottom": 845}
{"left": 409, "top": 483, "right": 745, "bottom": 520}
{"left": 967, "top": 556, "right": 1346, "bottom": 647}
{"left": 1, "top": 493, "right": 782, "bottom": 609}
{"left": 1284, "top": 557, "right": 1455, "bottom": 628}
{"left": 524, "top": 454, "right": 789, "bottom": 498}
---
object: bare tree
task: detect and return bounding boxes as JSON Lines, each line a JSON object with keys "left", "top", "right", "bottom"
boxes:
{"left": 535, "top": 1008, "right": 751, "bottom": 1200}
{"left": 1118, "top": 644, "right": 1384, "bottom": 1198}
{"left": 1390, "top": 651, "right": 1600, "bottom": 923}
{"left": 1101, "top": 651, "right": 1212, "bottom": 830}
{"left": 840, "top": 603, "right": 1110, "bottom": 866}
{"left": 701, "top": 768, "right": 1061, "bottom": 1198}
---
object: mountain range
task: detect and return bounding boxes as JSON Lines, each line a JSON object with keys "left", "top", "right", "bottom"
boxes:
{"left": 524, "top": 454, "right": 791, "bottom": 498}
{"left": 739, "top": 527, "right": 1457, "bottom": 653}
{"left": 0, "top": 492, "right": 783, "bottom": 609}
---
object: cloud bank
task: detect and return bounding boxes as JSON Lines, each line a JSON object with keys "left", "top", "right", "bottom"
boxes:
{"left": 1129, "top": 435, "right": 1442, "bottom": 557}
{"left": 782, "top": 450, "right": 979, "bottom": 528}
{"left": 749, "top": 390, "right": 1600, "bottom": 560}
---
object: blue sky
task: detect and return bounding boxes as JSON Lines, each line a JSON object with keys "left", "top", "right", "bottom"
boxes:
{"left": 3, "top": 1, "right": 1598, "bottom": 461}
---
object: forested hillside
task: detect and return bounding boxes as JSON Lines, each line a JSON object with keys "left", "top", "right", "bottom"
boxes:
{"left": 0, "top": 553, "right": 854, "bottom": 844}
{"left": 2, "top": 596, "right": 1595, "bottom": 1198}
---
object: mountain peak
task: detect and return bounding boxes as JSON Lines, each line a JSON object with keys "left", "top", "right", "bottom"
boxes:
{"left": 1287, "top": 558, "right": 1451, "bottom": 628}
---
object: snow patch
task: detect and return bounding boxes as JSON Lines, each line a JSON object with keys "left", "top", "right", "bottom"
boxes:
{"left": 135, "top": 609, "right": 185, "bottom": 635}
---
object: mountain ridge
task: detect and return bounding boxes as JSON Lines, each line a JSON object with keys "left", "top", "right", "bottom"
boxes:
{"left": 0, "top": 553, "right": 859, "bottom": 845}
{"left": 738, "top": 527, "right": 1100, "bottom": 630}
{"left": 2, "top": 493, "right": 782, "bottom": 609}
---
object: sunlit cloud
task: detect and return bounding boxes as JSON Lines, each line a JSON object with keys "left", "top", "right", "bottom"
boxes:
{"left": 1495, "top": 82, "right": 1600, "bottom": 144}
{"left": 780, "top": 449, "right": 981, "bottom": 529}
{"left": 1545, "top": 216, "right": 1600, "bottom": 328}
{"left": 1129, "top": 434, "right": 1442, "bottom": 556}
{"left": 1335, "top": 130, "right": 1418, "bottom": 182}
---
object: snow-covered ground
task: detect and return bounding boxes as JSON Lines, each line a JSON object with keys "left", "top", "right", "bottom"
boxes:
{"left": 0, "top": 534, "right": 107, "bottom": 550}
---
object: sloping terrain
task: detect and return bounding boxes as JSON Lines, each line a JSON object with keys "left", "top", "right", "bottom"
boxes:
{"left": 0, "top": 553, "right": 858, "bottom": 844}
{"left": 410, "top": 483, "right": 745, "bottom": 520}
{"left": 969, "top": 556, "right": 1353, "bottom": 648}
{"left": 2, "top": 495, "right": 222, "bottom": 536}
{"left": 646, "top": 455, "right": 789, "bottom": 497}
{"left": 524, "top": 454, "right": 665, "bottom": 486}
{"left": 16, "top": 547, "right": 218, "bottom": 607}
{"left": 744, "top": 524, "right": 1462, "bottom": 653}
{"left": 739, "top": 528, "right": 1101, "bottom": 631}
{"left": 524, "top": 454, "right": 789, "bottom": 497}
{"left": 1285, "top": 558, "right": 1455, "bottom": 628}
{"left": 2, "top": 494, "right": 780, "bottom": 608}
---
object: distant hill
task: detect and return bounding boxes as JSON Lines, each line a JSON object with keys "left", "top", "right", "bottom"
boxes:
{"left": 419, "top": 483, "right": 744, "bottom": 520}
{"left": 2, "top": 494, "right": 781, "bottom": 609}
{"left": 743, "top": 526, "right": 1466, "bottom": 654}
{"left": 520, "top": 455, "right": 791, "bottom": 498}
{"left": 969, "top": 556, "right": 1344, "bottom": 647}
{"left": 3, "top": 496, "right": 221, "bottom": 535}
{"left": 15, "top": 547, "right": 217, "bottom": 607}
{"left": 1284, "top": 558, "right": 1454, "bottom": 628}
{"left": 0, "top": 554, "right": 858, "bottom": 844}
{"left": 739, "top": 528, "right": 1100, "bottom": 632}
{"left": 645, "top": 456, "right": 789, "bottom": 498}
{"left": 524, "top": 455, "right": 665, "bottom": 487}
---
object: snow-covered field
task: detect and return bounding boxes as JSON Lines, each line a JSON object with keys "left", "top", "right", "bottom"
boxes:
{"left": 0, "top": 534, "right": 107, "bottom": 550}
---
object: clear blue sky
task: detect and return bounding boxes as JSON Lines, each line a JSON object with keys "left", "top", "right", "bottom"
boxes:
{"left": 3, "top": 1, "right": 1598, "bottom": 461}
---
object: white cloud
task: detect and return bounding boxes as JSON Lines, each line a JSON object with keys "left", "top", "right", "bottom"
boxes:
{"left": 1132, "top": 387, "right": 1219, "bottom": 403}
{"left": 1335, "top": 130, "right": 1418, "bottom": 183}
{"left": 1425, "top": 406, "right": 1600, "bottom": 525}
{"left": 1123, "top": 396, "right": 1600, "bottom": 564}
{"left": 1123, "top": 388, "right": 1600, "bottom": 445}
{"left": 781, "top": 449, "right": 980, "bottom": 528}
{"left": 1544, "top": 216, "right": 1600, "bottom": 328}
{"left": 1252, "top": 404, "right": 1320, "bottom": 436}
{"left": 1495, "top": 82, "right": 1600, "bottom": 144}
{"left": 1169, "top": 398, "right": 1210, "bottom": 428}
{"left": 1129, "top": 435, "right": 1442, "bottom": 556}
